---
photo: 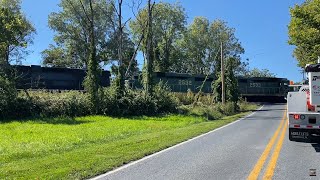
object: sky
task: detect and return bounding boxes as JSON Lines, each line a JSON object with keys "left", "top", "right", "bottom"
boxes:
{"left": 21, "top": 0, "right": 305, "bottom": 82}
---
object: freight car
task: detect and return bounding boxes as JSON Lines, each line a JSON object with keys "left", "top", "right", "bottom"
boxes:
{"left": 238, "top": 77, "right": 289, "bottom": 102}
{"left": 14, "top": 65, "right": 111, "bottom": 90}
{"left": 13, "top": 65, "right": 289, "bottom": 101}
{"left": 127, "top": 72, "right": 289, "bottom": 101}
{"left": 127, "top": 72, "right": 215, "bottom": 93}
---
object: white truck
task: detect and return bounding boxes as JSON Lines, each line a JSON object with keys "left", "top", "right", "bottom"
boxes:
{"left": 287, "top": 63, "right": 320, "bottom": 142}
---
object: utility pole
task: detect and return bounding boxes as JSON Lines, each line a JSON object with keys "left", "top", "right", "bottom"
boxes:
{"left": 221, "top": 42, "right": 225, "bottom": 105}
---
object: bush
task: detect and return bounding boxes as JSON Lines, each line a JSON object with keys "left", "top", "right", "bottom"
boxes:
{"left": 100, "top": 88, "right": 157, "bottom": 116}
{"left": 153, "top": 82, "right": 178, "bottom": 113}
{"left": 178, "top": 104, "right": 223, "bottom": 120}
{"left": 175, "top": 90, "right": 213, "bottom": 106}
{"left": 0, "top": 91, "right": 91, "bottom": 120}
{"left": 220, "top": 102, "right": 238, "bottom": 116}
{"left": 238, "top": 99, "right": 258, "bottom": 112}
{"left": 0, "top": 81, "right": 254, "bottom": 120}
{"left": 0, "top": 76, "right": 17, "bottom": 119}
{"left": 174, "top": 90, "right": 194, "bottom": 105}
{"left": 100, "top": 83, "right": 177, "bottom": 116}
{"left": 21, "top": 91, "right": 91, "bottom": 118}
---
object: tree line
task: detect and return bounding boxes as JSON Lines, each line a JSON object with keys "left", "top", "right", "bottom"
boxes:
{"left": 1, "top": 0, "right": 276, "bottom": 113}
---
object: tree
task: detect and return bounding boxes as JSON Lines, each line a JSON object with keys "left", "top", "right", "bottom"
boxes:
{"left": 170, "top": 18, "right": 244, "bottom": 77}
{"left": 108, "top": 0, "right": 137, "bottom": 96}
{"left": 41, "top": 45, "right": 82, "bottom": 68}
{"left": 145, "top": 0, "right": 155, "bottom": 96}
{"left": 0, "top": 0, "right": 35, "bottom": 115}
{"left": 130, "top": 2, "right": 186, "bottom": 72}
{"left": 43, "top": 0, "right": 115, "bottom": 68}
{"left": 209, "top": 20, "right": 244, "bottom": 103}
{"left": 0, "top": 0, "right": 35, "bottom": 71}
{"left": 170, "top": 17, "right": 210, "bottom": 74}
{"left": 246, "top": 68, "right": 276, "bottom": 78}
{"left": 213, "top": 57, "right": 241, "bottom": 104}
{"left": 108, "top": 31, "right": 137, "bottom": 78}
{"left": 48, "top": 0, "right": 108, "bottom": 113}
{"left": 288, "top": 0, "right": 320, "bottom": 67}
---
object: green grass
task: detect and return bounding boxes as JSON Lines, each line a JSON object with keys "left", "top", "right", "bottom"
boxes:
{"left": 0, "top": 107, "right": 257, "bottom": 179}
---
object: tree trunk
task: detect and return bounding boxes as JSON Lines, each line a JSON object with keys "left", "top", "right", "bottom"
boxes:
{"left": 164, "top": 41, "right": 170, "bottom": 72}
{"left": 117, "top": 0, "right": 125, "bottom": 95}
{"left": 86, "top": 0, "right": 99, "bottom": 113}
{"left": 145, "top": 0, "right": 154, "bottom": 96}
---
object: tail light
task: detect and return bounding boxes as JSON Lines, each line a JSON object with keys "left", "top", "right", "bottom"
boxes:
{"left": 293, "top": 114, "right": 300, "bottom": 120}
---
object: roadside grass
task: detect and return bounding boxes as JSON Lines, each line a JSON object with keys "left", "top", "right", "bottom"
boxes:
{"left": 0, "top": 105, "right": 257, "bottom": 179}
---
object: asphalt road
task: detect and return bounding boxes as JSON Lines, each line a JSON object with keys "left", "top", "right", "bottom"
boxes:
{"left": 93, "top": 104, "right": 320, "bottom": 180}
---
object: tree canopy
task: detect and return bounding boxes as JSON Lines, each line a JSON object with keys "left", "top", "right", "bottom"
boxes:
{"left": 42, "top": 0, "right": 115, "bottom": 68}
{"left": 246, "top": 68, "right": 276, "bottom": 78}
{"left": 130, "top": 2, "right": 186, "bottom": 72}
{"left": 170, "top": 17, "right": 244, "bottom": 75}
{"left": 288, "top": 0, "right": 320, "bottom": 67}
{"left": 0, "top": 0, "right": 35, "bottom": 66}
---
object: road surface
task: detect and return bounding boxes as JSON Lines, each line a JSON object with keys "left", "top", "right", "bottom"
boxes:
{"left": 93, "top": 104, "right": 320, "bottom": 180}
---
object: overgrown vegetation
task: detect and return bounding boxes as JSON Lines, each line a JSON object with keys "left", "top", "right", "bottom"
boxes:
{"left": 0, "top": 83, "right": 179, "bottom": 120}
{"left": 1, "top": 87, "right": 256, "bottom": 121}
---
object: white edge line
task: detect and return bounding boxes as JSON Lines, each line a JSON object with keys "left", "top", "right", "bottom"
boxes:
{"left": 90, "top": 105, "right": 265, "bottom": 180}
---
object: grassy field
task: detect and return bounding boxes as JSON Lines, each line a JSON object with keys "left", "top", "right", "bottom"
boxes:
{"left": 0, "top": 107, "right": 257, "bottom": 179}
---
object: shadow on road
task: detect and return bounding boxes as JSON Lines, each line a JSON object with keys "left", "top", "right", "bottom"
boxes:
{"left": 243, "top": 116, "right": 284, "bottom": 121}
{"left": 253, "top": 109, "right": 286, "bottom": 112}
{"left": 311, "top": 143, "right": 320, "bottom": 152}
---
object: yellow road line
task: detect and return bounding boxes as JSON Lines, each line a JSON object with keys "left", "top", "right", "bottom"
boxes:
{"left": 262, "top": 117, "right": 288, "bottom": 180}
{"left": 247, "top": 110, "right": 286, "bottom": 180}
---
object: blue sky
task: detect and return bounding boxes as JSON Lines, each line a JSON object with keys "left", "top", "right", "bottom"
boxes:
{"left": 21, "top": 0, "right": 305, "bottom": 82}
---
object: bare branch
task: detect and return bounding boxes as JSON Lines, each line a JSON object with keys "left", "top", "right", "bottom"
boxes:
{"left": 125, "top": 33, "right": 144, "bottom": 77}
{"left": 110, "top": 0, "right": 119, "bottom": 18}
{"left": 122, "top": 17, "right": 131, "bottom": 28}
{"left": 79, "top": 0, "right": 92, "bottom": 24}
{"left": 129, "top": 0, "right": 143, "bottom": 19}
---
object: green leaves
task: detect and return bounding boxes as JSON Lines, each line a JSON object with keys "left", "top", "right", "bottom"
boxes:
{"left": 171, "top": 17, "right": 244, "bottom": 76}
{"left": 130, "top": 2, "right": 187, "bottom": 72}
{"left": 246, "top": 68, "right": 276, "bottom": 78}
{"left": 288, "top": 0, "right": 320, "bottom": 67}
{"left": 0, "top": 0, "right": 35, "bottom": 64}
{"left": 43, "top": 0, "right": 115, "bottom": 68}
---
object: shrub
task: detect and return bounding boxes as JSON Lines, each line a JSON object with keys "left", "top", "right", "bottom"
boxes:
{"left": 100, "top": 88, "right": 157, "bottom": 116}
{"left": 174, "top": 90, "right": 194, "bottom": 105}
{"left": 178, "top": 104, "right": 223, "bottom": 120}
{"left": 0, "top": 76, "right": 17, "bottom": 119}
{"left": 219, "top": 102, "right": 238, "bottom": 116}
{"left": 238, "top": 99, "right": 257, "bottom": 112}
{"left": 19, "top": 91, "right": 92, "bottom": 118}
{"left": 153, "top": 82, "right": 178, "bottom": 114}
{"left": 0, "top": 81, "right": 253, "bottom": 120}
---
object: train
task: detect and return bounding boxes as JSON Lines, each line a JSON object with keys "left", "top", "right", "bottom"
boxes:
{"left": 13, "top": 65, "right": 289, "bottom": 101}
{"left": 14, "top": 65, "right": 110, "bottom": 90}
{"left": 127, "top": 72, "right": 289, "bottom": 101}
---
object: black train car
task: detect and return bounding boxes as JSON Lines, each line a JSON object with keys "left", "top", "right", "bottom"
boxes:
{"left": 15, "top": 65, "right": 110, "bottom": 90}
{"left": 128, "top": 72, "right": 215, "bottom": 93}
{"left": 128, "top": 72, "right": 289, "bottom": 101}
{"left": 238, "top": 77, "right": 289, "bottom": 102}
{"left": 238, "top": 77, "right": 289, "bottom": 97}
